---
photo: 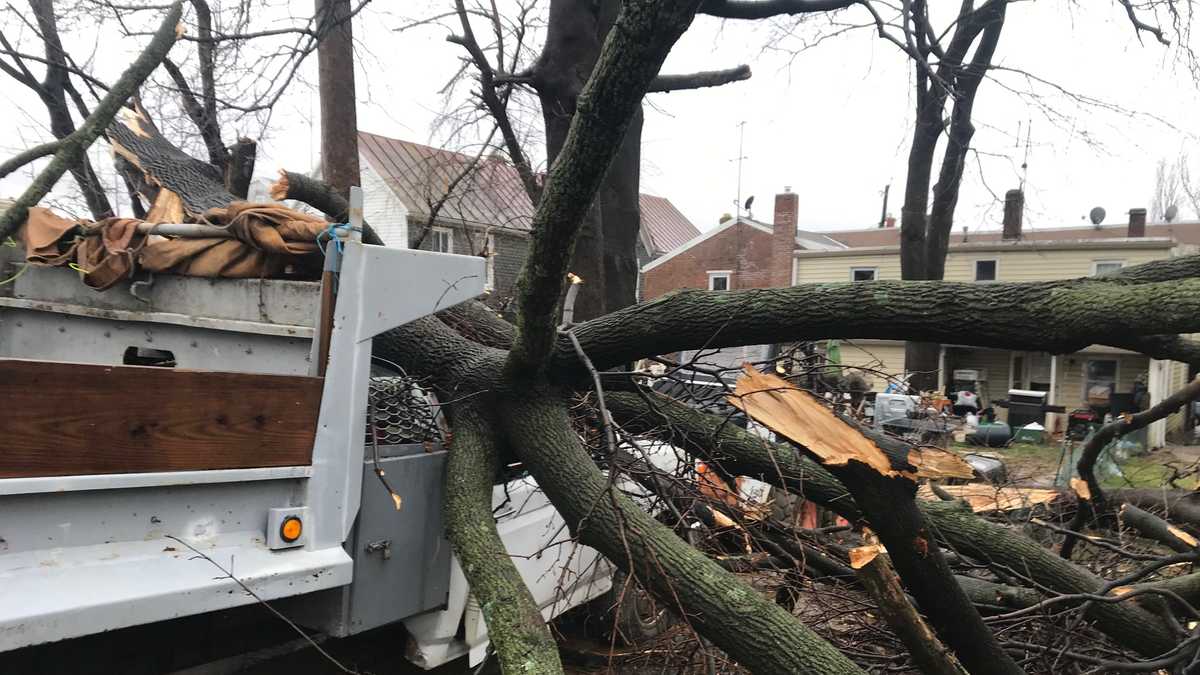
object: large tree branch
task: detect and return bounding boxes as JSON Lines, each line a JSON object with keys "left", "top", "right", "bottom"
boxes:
{"left": 561, "top": 257, "right": 1200, "bottom": 372}
{"left": 442, "top": 402, "right": 563, "bottom": 673}
{"left": 646, "top": 64, "right": 751, "bottom": 92}
{"left": 698, "top": 0, "right": 856, "bottom": 19}
{"left": 0, "top": 1, "right": 182, "bottom": 241}
{"left": 510, "top": 0, "right": 702, "bottom": 369}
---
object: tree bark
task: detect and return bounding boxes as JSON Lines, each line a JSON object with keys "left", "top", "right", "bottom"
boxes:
{"left": 29, "top": 0, "right": 114, "bottom": 220}
{"left": 315, "top": 0, "right": 360, "bottom": 197}
{"left": 500, "top": 388, "right": 864, "bottom": 674}
{"left": 564, "top": 262, "right": 1200, "bottom": 373}
{"left": 852, "top": 547, "right": 968, "bottom": 675}
{"left": 443, "top": 402, "right": 564, "bottom": 673}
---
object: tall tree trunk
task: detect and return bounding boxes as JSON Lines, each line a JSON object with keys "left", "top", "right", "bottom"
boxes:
{"left": 30, "top": 0, "right": 114, "bottom": 220}
{"left": 315, "top": 0, "right": 360, "bottom": 197}
{"left": 533, "top": 0, "right": 642, "bottom": 321}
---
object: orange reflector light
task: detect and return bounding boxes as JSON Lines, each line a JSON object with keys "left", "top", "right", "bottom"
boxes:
{"left": 280, "top": 516, "right": 303, "bottom": 543}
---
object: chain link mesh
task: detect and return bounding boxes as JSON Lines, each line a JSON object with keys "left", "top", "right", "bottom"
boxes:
{"left": 365, "top": 376, "right": 444, "bottom": 446}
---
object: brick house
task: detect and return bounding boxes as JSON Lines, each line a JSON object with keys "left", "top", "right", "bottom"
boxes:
{"left": 639, "top": 188, "right": 845, "bottom": 368}
{"left": 355, "top": 131, "right": 697, "bottom": 309}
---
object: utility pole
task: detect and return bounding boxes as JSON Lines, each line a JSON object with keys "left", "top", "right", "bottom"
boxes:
{"left": 734, "top": 121, "right": 747, "bottom": 215}
{"left": 316, "top": 0, "right": 361, "bottom": 198}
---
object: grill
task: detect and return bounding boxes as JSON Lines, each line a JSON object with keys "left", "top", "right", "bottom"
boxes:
{"left": 365, "top": 376, "right": 444, "bottom": 446}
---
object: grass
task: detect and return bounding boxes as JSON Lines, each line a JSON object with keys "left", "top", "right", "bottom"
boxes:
{"left": 952, "top": 441, "right": 1200, "bottom": 489}
{"left": 1101, "top": 450, "right": 1200, "bottom": 490}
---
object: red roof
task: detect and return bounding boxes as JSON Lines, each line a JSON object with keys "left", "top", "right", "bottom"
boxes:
{"left": 358, "top": 132, "right": 698, "bottom": 247}
{"left": 639, "top": 194, "right": 701, "bottom": 255}
{"left": 824, "top": 221, "right": 1200, "bottom": 248}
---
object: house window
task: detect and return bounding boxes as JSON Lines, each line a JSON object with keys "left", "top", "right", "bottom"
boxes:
{"left": 708, "top": 271, "right": 731, "bottom": 291}
{"left": 1084, "top": 359, "right": 1118, "bottom": 406}
{"left": 484, "top": 234, "right": 496, "bottom": 291}
{"left": 974, "top": 259, "right": 997, "bottom": 282}
{"left": 1093, "top": 260, "right": 1124, "bottom": 276}
{"left": 851, "top": 267, "right": 877, "bottom": 282}
{"left": 431, "top": 227, "right": 453, "bottom": 253}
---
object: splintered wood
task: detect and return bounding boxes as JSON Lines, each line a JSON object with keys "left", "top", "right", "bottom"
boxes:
{"left": 729, "top": 365, "right": 973, "bottom": 481}
{"left": 919, "top": 484, "right": 1062, "bottom": 513}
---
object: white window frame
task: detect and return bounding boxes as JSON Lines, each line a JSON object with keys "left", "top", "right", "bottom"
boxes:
{"left": 850, "top": 267, "right": 878, "bottom": 282}
{"left": 707, "top": 270, "right": 732, "bottom": 291}
{"left": 1092, "top": 260, "right": 1125, "bottom": 276}
{"left": 1082, "top": 357, "right": 1120, "bottom": 404}
{"left": 431, "top": 226, "right": 454, "bottom": 254}
{"left": 484, "top": 234, "right": 496, "bottom": 291}
{"left": 974, "top": 258, "right": 999, "bottom": 282}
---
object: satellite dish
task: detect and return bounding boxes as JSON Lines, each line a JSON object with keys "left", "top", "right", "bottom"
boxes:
{"left": 1165, "top": 204, "right": 1179, "bottom": 222}
{"left": 1089, "top": 206, "right": 1106, "bottom": 226}
{"left": 744, "top": 195, "right": 755, "bottom": 212}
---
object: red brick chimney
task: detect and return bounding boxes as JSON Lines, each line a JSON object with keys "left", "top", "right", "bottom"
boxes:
{"left": 1128, "top": 208, "right": 1147, "bottom": 238}
{"left": 772, "top": 187, "right": 798, "bottom": 287}
{"left": 1002, "top": 189, "right": 1023, "bottom": 240}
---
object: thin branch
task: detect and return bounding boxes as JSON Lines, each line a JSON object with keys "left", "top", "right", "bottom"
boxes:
{"left": 0, "top": 138, "right": 61, "bottom": 178}
{"left": 647, "top": 64, "right": 752, "bottom": 93}
{"left": 1118, "top": 0, "right": 1171, "bottom": 46}
{"left": 699, "top": 0, "right": 857, "bottom": 19}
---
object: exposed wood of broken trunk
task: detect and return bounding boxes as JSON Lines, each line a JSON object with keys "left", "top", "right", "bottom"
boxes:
{"left": 728, "top": 367, "right": 1022, "bottom": 675}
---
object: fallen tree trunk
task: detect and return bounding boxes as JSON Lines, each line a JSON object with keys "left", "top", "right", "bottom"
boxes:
{"left": 563, "top": 261, "right": 1200, "bottom": 373}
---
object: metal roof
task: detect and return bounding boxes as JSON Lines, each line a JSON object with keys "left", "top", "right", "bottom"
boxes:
{"left": 358, "top": 132, "right": 698, "bottom": 247}
{"left": 639, "top": 194, "right": 701, "bottom": 256}
{"left": 359, "top": 131, "right": 533, "bottom": 232}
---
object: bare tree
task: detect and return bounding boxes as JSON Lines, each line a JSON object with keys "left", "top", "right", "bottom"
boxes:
{"left": 1152, "top": 154, "right": 1188, "bottom": 221}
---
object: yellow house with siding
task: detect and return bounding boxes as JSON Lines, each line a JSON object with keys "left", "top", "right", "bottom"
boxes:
{"left": 796, "top": 201, "right": 1199, "bottom": 445}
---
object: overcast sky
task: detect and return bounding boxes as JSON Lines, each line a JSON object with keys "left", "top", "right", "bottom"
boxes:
{"left": 2, "top": 1, "right": 1198, "bottom": 236}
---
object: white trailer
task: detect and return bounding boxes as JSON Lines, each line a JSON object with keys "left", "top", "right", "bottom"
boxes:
{"left": 0, "top": 194, "right": 614, "bottom": 669}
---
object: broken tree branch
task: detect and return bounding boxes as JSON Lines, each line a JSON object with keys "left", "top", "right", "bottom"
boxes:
{"left": 851, "top": 546, "right": 968, "bottom": 675}
{"left": 698, "top": 0, "right": 857, "bottom": 19}
{"left": 647, "top": 64, "right": 751, "bottom": 92}
{"left": 268, "top": 170, "right": 384, "bottom": 246}
{"left": 0, "top": 139, "right": 62, "bottom": 179}
{"left": 0, "top": 1, "right": 182, "bottom": 241}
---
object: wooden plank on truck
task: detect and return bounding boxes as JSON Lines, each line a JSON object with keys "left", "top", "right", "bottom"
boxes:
{"left": 0, "top": 359, "right": 322, "bottom": 478}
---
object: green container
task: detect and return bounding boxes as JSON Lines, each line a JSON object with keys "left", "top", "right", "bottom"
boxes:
{"left": 1012, "top": 427, "right": 1045, "bottom": 445}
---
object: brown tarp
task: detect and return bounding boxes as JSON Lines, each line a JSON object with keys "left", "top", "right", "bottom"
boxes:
{"left": 20, "top": 203, "right": 329, "bottom": 290}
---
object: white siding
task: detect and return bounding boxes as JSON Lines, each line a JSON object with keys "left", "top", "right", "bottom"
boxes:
{"left": 795, "top": 246, "right": 1170, "bottom": 284}
{"left": 361, "top": 160, "right": 409, "bottom": 247}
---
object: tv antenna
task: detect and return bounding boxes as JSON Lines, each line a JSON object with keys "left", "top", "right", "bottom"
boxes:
{"left": 732, "top": 121, "right": 748, "bottom": 216}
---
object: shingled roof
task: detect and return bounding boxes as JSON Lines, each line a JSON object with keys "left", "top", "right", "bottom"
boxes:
{"left": 357, "top": 131, "right": 699, "bottom": 248}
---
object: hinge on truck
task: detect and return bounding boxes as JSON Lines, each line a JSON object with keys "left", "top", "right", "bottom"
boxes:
{"left": 364, "top": 539, "right": 391, "bottom": 560}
